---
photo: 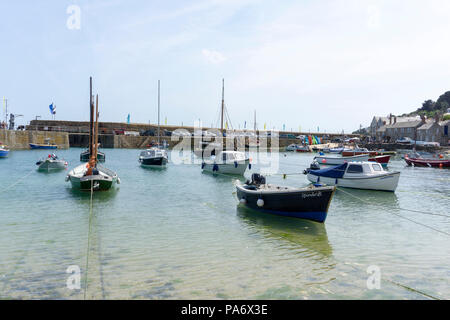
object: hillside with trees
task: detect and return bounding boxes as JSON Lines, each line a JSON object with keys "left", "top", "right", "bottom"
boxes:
{"left": 404, "top": 91, "right": 450, "bottom": 119}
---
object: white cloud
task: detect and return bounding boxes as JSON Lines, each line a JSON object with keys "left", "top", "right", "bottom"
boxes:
{"left": 202, "top": 49, "right": 226, "bottom": 64}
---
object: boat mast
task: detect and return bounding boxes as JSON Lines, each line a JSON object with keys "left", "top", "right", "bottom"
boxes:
{"left": 89, "top": 77, "right": 93, "bottom": 157}
{"left": 221, "top": 79, "right": 224, "bottom": 133}
{"left": 94, "top": 95, "right": 99, "bottom": 164}
{"left": 158, "top": 80, "right": 160, "bottom": 145}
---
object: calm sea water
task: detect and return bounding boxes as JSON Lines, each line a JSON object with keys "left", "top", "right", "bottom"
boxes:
{"left": 0, "top": 148, "right": 449, "bottom": 299}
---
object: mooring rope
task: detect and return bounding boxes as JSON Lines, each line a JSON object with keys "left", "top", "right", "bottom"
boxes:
{"left": 0, "top": 169, "right": 36, "bottom": 193}
{"left": 335, "top": 187, "right": 450, "bottom": 236}
{"left": 84, "top": 178, "right": 94, "bottom": 300}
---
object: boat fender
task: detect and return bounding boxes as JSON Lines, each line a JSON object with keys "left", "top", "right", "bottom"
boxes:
{"left": 317, "top": 176, "right": 320, "bottom": 183}
{"left": 117, "top": 178, "right": 121, "bottom": 184}
{"left": 65, "top": 175, "right": 70, "bottom": 182}
{"left": 257, "top": 198, "right": 264, "bottom": 207}
{"left": 234, "top": 161, "right": 238, "bottom": 168}
{"left": 213, "top": 164, "right": 219, "bottom": 172}
{"left": 248, "top": 163, "right": 252, "bottom": 170}
{"left": 335, "top": 178, "right": 338, "bottom": 185}
{"left": 201, "top": 162, "right": 205, "bottom": 169}
{"left": 239, "top": 198, "right": 247, "bottom": 204}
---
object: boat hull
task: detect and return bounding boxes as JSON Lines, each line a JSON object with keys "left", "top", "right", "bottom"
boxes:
{"left": 342, "top": 151, "right": 377, "bottom": 157}
{"left": 139, "top": 156, "right": 168, "bottom": 166}
{"left": 67, "top": 164, "right": 118, "bottom": 191}
{"left": 80, "top": 150, "right": 106, "bottom": 162}
{"left": 307, "top": 172, "right": 400, "bottom": 192}
{"left": 0, "top": 150, "right": 9, "bottom": 158}
{"left": 37, "top": 160, "right": 67, "bottom": 171}
{"left": 314, "top": 154, "right": 370, "bottom": 165}
{"left": 236, "top": 185, "right": 335, "bottom": 223}
{"left": 202, "top": 160, "right": 250, "bottom": 175}
{"left": 368, "top": 155, "right": 391, "bottom": 166}
{"left": 29, "top": 143, "right": 57, "bottom": 150}
{"left": 404, "top": 155, "right": 450, "bottom": 168}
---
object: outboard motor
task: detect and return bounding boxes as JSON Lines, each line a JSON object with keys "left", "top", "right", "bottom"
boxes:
{"left": 303, "top": 160, "right": 320, "bottom": 174}
{"left": 250, "top": 173, "right": 266, "bottom": 185}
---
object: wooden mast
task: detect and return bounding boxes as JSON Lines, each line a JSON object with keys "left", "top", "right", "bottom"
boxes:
{"left": 220, "top": 79, "right": 224, "bottom": 133}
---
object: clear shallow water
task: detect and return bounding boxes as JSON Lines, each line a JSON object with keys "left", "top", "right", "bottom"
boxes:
{"left": 0, "top": 148, "right": 449, "bottom": 299}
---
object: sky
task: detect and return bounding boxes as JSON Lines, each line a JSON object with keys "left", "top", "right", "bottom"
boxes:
{"left": 1, "top": 0, "right": 450, "bottom": 133}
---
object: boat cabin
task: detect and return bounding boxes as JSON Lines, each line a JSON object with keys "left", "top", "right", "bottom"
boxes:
{"left": 140, "top": 147, "right": 167, "bottom": 158}
{"left": 345, "top": 162, "right": 384, "bottom": 176}
{"left": 216, "top": 151, "right": 247, "bottom": 163}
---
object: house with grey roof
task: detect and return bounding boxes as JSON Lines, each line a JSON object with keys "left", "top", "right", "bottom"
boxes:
{"left": 382, "top": 117, "right": 426, "bottom": 142}
{"left": 417, "top": 119, "right": 441, "bottom": 144}
{"left": 439, "top": 120, "right": 450, "bottom": 146}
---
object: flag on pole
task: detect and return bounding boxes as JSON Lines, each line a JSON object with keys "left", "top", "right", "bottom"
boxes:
{"left": 127, "top": 114, "right": 130, "bottom": 124}
{"left": 165, "top": 117, "right": 167, "bottom": 125}
{"left": 225, "top": 121, "right": 228, "bottom": 129}
{"left": 283, "top": 124, "right": 285, "bottom": 131}
{"left": 244, "top": 121, "right": 246, "bottom": 129}
{"left": 49, "top": 103, "right": 56, "bottom": 115}
{"left": 264, "top": 123, "right": 266, "bottom": 130}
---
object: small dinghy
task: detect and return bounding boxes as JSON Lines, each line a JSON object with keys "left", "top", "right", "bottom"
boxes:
{"left": 314, "top": 154, "right": 369, "bottom": 165}
{"left": 36, "top": 153, "right": 67, "bottom": 171}
{"left": 236, "top": 174, "right": 335, "bottom": 223}
{"left": 202, "top": 150, "right": 250, "bottom": 175}
{"left": 139, "top": 147, "right": 168, "bottom": 166}
{"left": 304, "top": 161, "right": 400, "bottom": 192}
{"left": 0, "top": 143, "right": 9, "bottom": 158}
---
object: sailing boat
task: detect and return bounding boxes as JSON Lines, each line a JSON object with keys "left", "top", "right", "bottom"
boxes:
{"left": 80, "top": 77, "right": 105, "bottom": 162}
{"left": 139, "top": 80, "right": 168, "bottom": 167}
{"left": 194, "top": 79, "right": 228, "bottom": 158}
{"left": 66, "top": 78, "right": 120, "bottom": 191}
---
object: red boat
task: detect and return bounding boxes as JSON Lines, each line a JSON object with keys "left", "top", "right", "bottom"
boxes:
{"left": 404, "top": 154, "right": 450, "bottom": 168}
{"left": 342, "top": 150, "right": 378, "bottom": 157}
{"left": 368, "top": 155, "right": 391, "bottom": 166}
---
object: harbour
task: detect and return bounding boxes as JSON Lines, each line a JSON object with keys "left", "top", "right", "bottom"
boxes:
{"left": 0, "top": 148, "right": 449, "bottom": 299}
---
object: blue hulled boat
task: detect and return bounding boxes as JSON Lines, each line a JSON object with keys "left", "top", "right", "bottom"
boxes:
{"left": 0, "top": 144, "right": 9, "bottom": 158}
{"left": 30, "top": 138, "right": 57, "bottom": 149}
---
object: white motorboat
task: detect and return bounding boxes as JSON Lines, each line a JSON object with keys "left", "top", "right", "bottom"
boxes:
{"left": 202, "top": 151, "right": 251, "bottom": 175}
{"left": 314, "top": 154, "right": 369, "bottom": 165}
{"left": 139, "top": 147, "right": 168, "bottom": 166}
{"left": 304, "top": 161, "right": 400, "bottom": 192}
{"left": 36, "top": 154, "right": 67, "bottom": 171}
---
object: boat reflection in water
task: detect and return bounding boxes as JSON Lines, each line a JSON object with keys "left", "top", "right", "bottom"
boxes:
{"left": 236, "top": 206, "right": 332, "bottom": 258}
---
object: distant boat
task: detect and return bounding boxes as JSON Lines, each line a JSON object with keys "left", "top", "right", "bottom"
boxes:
{"left": 139, "top": 147, "right": 168, "bottom": 166}
{"left": 295, "top": 145, "right": 311, "bottom": 153}
{"left": 0, "top": 143, "right": 9, "bottom": 158}
{"left": 80, "top": 148, "right": 105, "bottom": 162}
{"left": 36, "top": 154, "right": 67, "bottom": 171}
{"left": 202, "top": 151, "right": 250, "bottom": 175}
{"left": 67, "top": 77, "right": 119, "bottom": 191}
{"left": 30, "top": 138, "right": 57, "bottom": 149}
{"left": 404, "top": 154, "right": 450, "bottom": 168}
{"left": 139, "top": 80, "right": 168, "bottom": 167}
{"left": 304, "top": 161, "right": 400, "bottom": 192}
{"left": 314, "top": 154, "right": 370, "bottom": 165}
{"left": 285, "top": 144, "right": 299, "bottom": 152}
{"left": 236, "top": 173, "right": 336, "bottom": 223}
